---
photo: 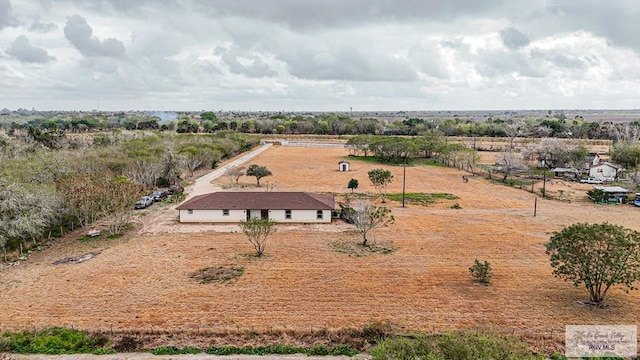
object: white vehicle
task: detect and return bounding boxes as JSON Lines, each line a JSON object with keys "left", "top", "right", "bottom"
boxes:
{"left": 135, "top": 196, "right": 154, "bottom": 209}
{"left": 580, "top": 177, "right": 604, "bottom": 184}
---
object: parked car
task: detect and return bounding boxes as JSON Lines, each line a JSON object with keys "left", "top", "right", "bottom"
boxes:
{"left": 151, "top": 190, "right": 169, "bottom": 202}
{"left": 634, "top": 193, "right": 640, "bottom": 207}
{"left": 168, "top": 184, "right": 184, "bottom": 194}
{"left": 135, "top": 196, "right": 154, "bottom": 209}
{"left": 580, "top": 177, "right": 604, "bottom": 184}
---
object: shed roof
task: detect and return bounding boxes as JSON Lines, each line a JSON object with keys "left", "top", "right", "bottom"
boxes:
{"left": 595, "top": 186, "right": 629, "bottom": 193}
{"left": 176, "top": 192, "right": 335, "bottom": 210}
{"left": 551, "top": 167, "right": 578, "bottom": 173}
{"left": 591, "top": 162, "right": 620, "bottom": 169}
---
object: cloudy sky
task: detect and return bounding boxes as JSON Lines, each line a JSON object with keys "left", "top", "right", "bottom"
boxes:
{"left": 1, "top": 0, "right": 640, "bottom": 111}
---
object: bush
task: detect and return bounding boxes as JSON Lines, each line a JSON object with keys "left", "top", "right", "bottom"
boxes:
{"left": 469, "top": 259, "right": 493, "bottom": 284}
{"left": 0, "top": 327, "right": 110, "bottom": 355}
{"left": 205, "top": 344, "right": 358, "bottom": 356}
{"left": 370, "top": 331, "right": 540, "bottom": 360}
{"left": 150, "top": 346, "right": 201, "bottom": 355}
{"left": 587, "top": 188, "right": 607, "bottom": 203}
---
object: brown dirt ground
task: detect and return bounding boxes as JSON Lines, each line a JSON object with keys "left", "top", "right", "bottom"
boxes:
{"left": 1, "top": 145, "right": 639, "bottom": 343}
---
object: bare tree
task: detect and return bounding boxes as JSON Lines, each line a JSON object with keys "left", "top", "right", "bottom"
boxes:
{"left": 495, "top": 152, "right": 528, "bottom": 183}
{"left": 608, "top": 123, "right": 640, "bottom": 144}
{"left": 344, "top": 200, "right": 395, "bottom": 246}
{"left": 522, "top": 138, "right": 587, "bottom": 169}
{"left": 224, "top": 165, "right": 245, "bottom": 186}
{"left": 504, "top": 119, "right": 526, "bottom": 151}
{"left": 102, "top": 179, "right": 143, "bottom": 235}
{"left": 0, "top": 182, "right": 58, "bottom": 260}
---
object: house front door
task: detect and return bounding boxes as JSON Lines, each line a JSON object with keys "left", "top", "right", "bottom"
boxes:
{"left": 261, "top": 209, "right": 268, "bottom": 219}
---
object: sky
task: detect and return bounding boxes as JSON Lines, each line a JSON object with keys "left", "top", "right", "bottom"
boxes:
{"left": 1, "top": 0, "right": 640, "bottom": 112}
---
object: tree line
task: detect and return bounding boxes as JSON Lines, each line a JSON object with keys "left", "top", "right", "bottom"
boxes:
{"left": 6, "top": 110, "right": 640, "bottom": 140}
{"left": 0, "top": 130, "right": 260, "bottom": 260}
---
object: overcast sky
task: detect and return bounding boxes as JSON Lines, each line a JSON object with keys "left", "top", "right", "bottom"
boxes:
{"left": 1, "top": 0, "right": 640, "bottom": 111}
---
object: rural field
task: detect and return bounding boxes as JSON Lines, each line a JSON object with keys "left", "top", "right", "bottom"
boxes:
{"left": 1, "top": 145, "right": 639, "bottom": 349}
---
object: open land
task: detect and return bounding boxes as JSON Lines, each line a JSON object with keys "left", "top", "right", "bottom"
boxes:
{"left": 1, "top": 144, "right": 639, "bottom": 350}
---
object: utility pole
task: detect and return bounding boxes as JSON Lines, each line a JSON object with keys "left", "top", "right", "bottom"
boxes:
{"left": 402, "top": 162, "right": 407, "bottom": 208}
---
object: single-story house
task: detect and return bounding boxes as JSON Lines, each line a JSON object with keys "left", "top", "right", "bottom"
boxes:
{"left": 589, "top": 162, "right": 619, "bottom": 181}
{"left": 176, "top": 192, "right": 335, "bottom": 223}
{"left": 595, "top": 186, "right": 630, "bottom": 204}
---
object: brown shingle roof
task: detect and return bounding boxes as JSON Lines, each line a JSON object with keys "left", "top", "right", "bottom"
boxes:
{"left": 176, "top": 192, "right": 335, "bottom": 210}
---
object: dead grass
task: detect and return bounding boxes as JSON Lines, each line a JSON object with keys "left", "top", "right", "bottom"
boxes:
{"left": 190, "top": 266, "right": 244, "bottom": 284}
{"left": 1, "top": 145, "right": 639, "bottom": 353}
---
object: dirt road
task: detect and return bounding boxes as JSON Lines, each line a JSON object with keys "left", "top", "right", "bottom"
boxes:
{"left": 138, "top": 143, "right": 272, "bottom": 234}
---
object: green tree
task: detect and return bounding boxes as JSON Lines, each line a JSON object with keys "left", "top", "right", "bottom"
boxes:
{"left": 469, "top": 259, "right": 493, "bottom": 284}
{"left": 239, "top": 217, "right": 277, "bottom": 256}
{"left": 344, "top": 200, "right": 394, "bottom": 246}
{"left": 200, "top": 111, "right": 218, "bottom": 122}
{"left": 347, "top": 178, "right": 359, "bottom": 193}
{"left": 545, "top": 222, "right": 640, "bottom": 303}
{"left": 246, "top": 164, "right": 272, "bottom": 187}
{"left": 586, "top": 188, "right": 607, "bottom": 203}
{"left": 368, "top": 168, "right": 393, "bottom": 202}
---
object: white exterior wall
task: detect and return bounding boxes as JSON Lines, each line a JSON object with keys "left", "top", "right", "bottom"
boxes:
{"left": 179, "top": 209, "right": 246, "bottom": 223}
{"left": 179, "top": 209, "right": 332, "bottom": 223}
{"left": 590, "top": 165, "right": 617, "bottom": 180}
{"left": 268, "top": 209, "right": 332, "bottom": 223}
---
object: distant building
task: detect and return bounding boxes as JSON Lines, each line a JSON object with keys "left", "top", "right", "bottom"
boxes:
{"left": 587, "top": 153, "right": 601, "bottom": 168}
{"left": 589, "top": 162, "right": 619, "bottom": 181}
{"left": 551, "top": 167, "right": 580, "bottom": 180}
{"left": 338, "top": 161, "right": 350, "bottom": 172}
{"left": 594, "top": 186, "right": 630, "bottom": 204}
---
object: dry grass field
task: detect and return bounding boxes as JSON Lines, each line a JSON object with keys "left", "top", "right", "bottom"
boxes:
{"left": 1, "top": 145, "right": 639, "bottom": 346}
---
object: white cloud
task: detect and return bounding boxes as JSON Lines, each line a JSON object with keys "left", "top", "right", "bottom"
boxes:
{"left": 1, "top": 0, "right": 640, "bottom": 110}
{"left": 63, "top": 15, "right": 126, "bottom": 58}
{"left": 5, "top": 34, "right": 55, "bottom": 63}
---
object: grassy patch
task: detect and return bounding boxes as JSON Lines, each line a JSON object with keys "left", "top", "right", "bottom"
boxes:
{"left": 190, "top": 266, "right": 244, "bottom": 284}
{"left": 412, "top": 158, "right": 448, "bottom": 167}
{"left": 345, "top": 155, "right": 405, "bottom": 165}
{"left": 150, "top": 346, "right": 202, "bottom": 355}
{"left": 370, "top": 330, "right": 542, "bottom": 360}
{"left": 386, "top": 192, "right": 459, "bottom": 206}
{"left": 330, "top": 240, "right": 397, "bottom": 257}
{"left": 205, "top": 344, "right": 358, "bottom": 356}
{"left": 0, "top": 328, "right": 112, "bottom": 355}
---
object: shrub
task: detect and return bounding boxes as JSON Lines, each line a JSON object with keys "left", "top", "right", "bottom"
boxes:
{"left": 370, "top": 331, "right": 540, "bottom": 360}
{"left": 469, "top": 258, "right": 493, "bottom": 284}
{"left": 204, "top": 344, "right": 358, "bottom": 356}
{"left": 0, "top": 327, "right": 110, "bottom": 355}
{"left": 587, "top": 188, "right": 607, "bottom": 203}
{"left": 150, "top": 346, "right": 201, "bottom": 355}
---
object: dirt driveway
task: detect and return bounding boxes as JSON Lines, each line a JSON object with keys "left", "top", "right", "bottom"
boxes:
{"left": 138, "top": 144, "right": 272, "bottom": 234}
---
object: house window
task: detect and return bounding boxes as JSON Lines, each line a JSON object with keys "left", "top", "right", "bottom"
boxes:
{"left": 187, "top": 209, "right": 193, "bottom": 214}
{"left": 316, "top": 210, "right": 323, "bottom": 220}
{"left": 285, "top": 210, "right": 292, "bottom": 219}
{"left": 223, "top": 209, "right": 230, "bottom": 216}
